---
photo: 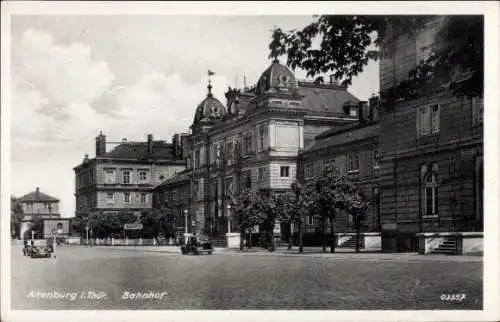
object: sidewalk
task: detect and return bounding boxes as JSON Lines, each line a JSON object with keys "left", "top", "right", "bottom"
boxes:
{"left": 92, "top": 245, "right": 483, "bottom": 262}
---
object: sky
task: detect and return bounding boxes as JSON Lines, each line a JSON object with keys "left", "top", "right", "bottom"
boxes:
{"left": 9, "top": 15, "right": 379, "bottom": 218}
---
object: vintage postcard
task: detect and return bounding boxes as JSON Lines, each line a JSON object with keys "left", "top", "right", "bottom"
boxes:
{"left": 1, "top": 1, "right": 499, "bottom": 322}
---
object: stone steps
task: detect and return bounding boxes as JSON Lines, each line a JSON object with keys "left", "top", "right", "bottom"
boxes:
{"left": 338, "top": 236, "right": 364, "bottom": 248}
{"left": 432, "top": 238, "right": 458, "bottom": 255}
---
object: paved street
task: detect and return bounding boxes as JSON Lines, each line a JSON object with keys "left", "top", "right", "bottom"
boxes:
{"left": 11, "top": 245, "right": 482, "bottom": 310}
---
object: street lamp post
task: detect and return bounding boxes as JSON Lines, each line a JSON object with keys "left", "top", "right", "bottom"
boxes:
{"left": 85, "top": 225, "right": 89, "bottom": 247}
{"left": 226, "top": 204, "right": 231, "bottom": 234}
{"left": 183, "top": 209, "right": 188, "bottom": 234}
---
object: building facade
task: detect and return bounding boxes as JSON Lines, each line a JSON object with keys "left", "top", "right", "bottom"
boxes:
{"left": 73, "top": 132, "right": 186, "bottom": 221}
{"left": 16, "top": 187, "right": 61, "bottom": 239}
{"left": 298, "top": 101, "right": 381, "bottom": 245}
{"left": 154, "top": 59, "right": 362, "bottom": 240}
{"left": 377, "top": 17, "right": 483, "bottom": 252}
{"left": 152, "top": 170, "right": 192, "bottom": 236}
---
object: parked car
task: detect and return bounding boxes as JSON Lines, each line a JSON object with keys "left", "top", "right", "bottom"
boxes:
{"left": 23, "top": 240, "right": 52, "bottom": 258}
{"left": 180, "top": 235, "right": 213, "bottom": 255}
{"left": 30, "top": 245, "right": 52, "bottom": 258}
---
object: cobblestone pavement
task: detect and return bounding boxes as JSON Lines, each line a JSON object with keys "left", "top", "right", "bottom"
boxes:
{"left": 93, "top": 245, "right": 483, "bottom": 262}
{"left": 11, "top": 245, "right": 482, "bottom": 310}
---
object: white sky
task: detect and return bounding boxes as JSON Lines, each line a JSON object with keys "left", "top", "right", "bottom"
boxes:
{"left": 9, "top": 14, "right": 381, "bottom": 218}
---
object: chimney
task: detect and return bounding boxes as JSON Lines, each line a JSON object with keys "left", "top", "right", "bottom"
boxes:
{"left": 83, "top": 154, "right": 89, "bottom": 163}
{"left": 122, "top": 138, "right": 127, "bottom": 143}
{"left": 36, "top": 187, "right": 40, "bottom": 197}
{"left": 95, "top": 131, "right": 106, "bottom": 157}
{"left": 173, "top": 134, "right": 180, "bottom": 157}
{"left": 147, "top": 134, "right": 153, "bottom": 154}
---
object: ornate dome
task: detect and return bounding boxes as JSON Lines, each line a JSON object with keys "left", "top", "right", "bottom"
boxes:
{"left": 192, "top": 84, "right": 226, "bottom": 126}
{"left": 255, "top": 59, "right": 299, "bottom": 96}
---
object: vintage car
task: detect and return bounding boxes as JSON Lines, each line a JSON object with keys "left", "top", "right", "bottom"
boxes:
{"left": 180, "top": 235, "right": 213, "bottom": 255}
{"left": 30, "top": 245, "right": 52, "bottom": 258}
{"left": 23, "top": 240, "right": 52, "bottom": 258}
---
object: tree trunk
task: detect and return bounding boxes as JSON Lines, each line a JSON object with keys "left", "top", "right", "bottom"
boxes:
{"left": 299, "top": 220, "right": 304, "bottom": 254}
{"left": 330, "top": 214, "right": 336, "bottom": 253}
{"left": 248, "top": 229, "right": 253, "bottom": 249}
{"left": 287, "top": 222, "right": 292, "bottom": 250}
{"left": 269, "top": 225, "right": 275, "bottom": 252}
{"left": 321, "top": 217, "right": 326, "bottom": 252}
{"left": 240, "top": 228, "right": 244, "bottom": 250}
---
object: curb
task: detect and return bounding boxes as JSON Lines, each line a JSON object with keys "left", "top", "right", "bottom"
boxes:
{"left": 93, "top": 246, "right": 482, "bottom": 263}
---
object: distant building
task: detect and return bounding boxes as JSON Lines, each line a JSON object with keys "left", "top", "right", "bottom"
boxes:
{"left": 73, "top": 132, "right": 187, "bottom": 222}
{"left": 16, "top": 187, "right": 60, "bottom": 239}
{"left": 152, "top": 170, "right": 192, "bottom": 236}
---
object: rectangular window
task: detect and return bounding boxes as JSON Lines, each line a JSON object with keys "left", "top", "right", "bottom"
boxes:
{"left": 472, "top": 97, "right": 483, "bottom": 125}
{"left": 373, "top": 149, "right": 381, "bottom": 169}
{"left": 348, "top": 154, "right": 360, "bottom": 172}
{"left": 195, "top": 149, "right": 201, "bottom": 169}
{"left": 307, "top": 215, "right": 315, "bottom": 226}
{"left": 280, "top": 166, "right": 290, "bottom": 178}
{"left": 417, "top": 104, "right": 440, "bottom": 136}
{"left": 140, "top": 193, "right": 147, "bottom": 204}
{"left": 259, "top": 126, "right": 265, "bottom": 151}
{"left": 122, "top": 170, "right": 131, "bottom": 184}
{"left": 305, "top": 163, "right": 314, "bottom": 178}
{"left": 138, "top": 170, "right": 148, "bottom": 183}
{"left": 124, "top": 192, "right": 130, "bottom": 204}
{"left": 104, "top": 169, "right": 115, "bottom": 184}
{"left": 349, "top": 107, "right": 358, "bottom": 117}
{"left": 227, "top": 141, "right": 234, "bottom": 165}
{"left": 172, "top": 191, "right": 177, "bottom": 201}
{"left": 106, "top": 192, "right": 114, "bottom": 204}
{"left": 258, "top": 167, "right": 265, "bottom": 180}
{"left": 244, "top": 133, "right": 253, "bottom": 155}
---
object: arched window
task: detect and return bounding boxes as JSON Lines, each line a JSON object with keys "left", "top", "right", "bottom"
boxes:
{"left": 423, "top": 171, "right": 438, "bottom": 216}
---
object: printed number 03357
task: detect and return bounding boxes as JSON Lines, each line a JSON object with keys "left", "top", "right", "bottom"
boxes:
{"left": 441, "top": 293, "right": 466, "bottom": 301}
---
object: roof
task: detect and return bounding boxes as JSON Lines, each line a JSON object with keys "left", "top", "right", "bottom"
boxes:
{"left": 154, "top": 170, "right": 191, "bottom": 190}
{"left": 192, "top": 85, "right": 227, "bottom": 128}
{"left": 255, "top": 59, "right": 299, "bottom": 96}
{"left": 17, "top": 188, "right": 59, "bottom": 202}
{"left": 305, "top": 123, "right": 380, "bottom": 153}
{"left": 100, "top": 141, "right": 182, "bottom": 161}
{"left": 298, "top": 82, "right": 360, "bottom": 115}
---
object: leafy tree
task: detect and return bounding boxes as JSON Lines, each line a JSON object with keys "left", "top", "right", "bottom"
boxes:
{"left": 230, "top": 189, "right": 259, "bottom": 250}
{"left": 275, "top": 192, "right": 299, "bottom": 250}
{"left": 244, "top": 189, "right": 281, "bottom": 252}
{"left": 30, "top": 216, "right": 44, "bottom": 239}
{"left": 11, "top": 197, "right": 24, "bottom": 239}
{"left": 346, "top": 190, "right": 372, "bottom": 253}
{"left": 88, "top": 212, "right": 136, "bottom": 239}
{"left": 310, "top": 165, "right": 358, "bottom": 253}
{"left": 140, "top": 210, "right": 161, "bottom": 241}
{"left": 270, "top": 15, "right": 483, "bottom": 105}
